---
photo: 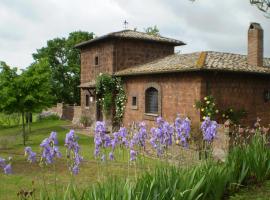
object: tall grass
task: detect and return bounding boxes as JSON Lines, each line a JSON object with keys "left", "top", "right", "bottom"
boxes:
{"left": 41, "top": 132, "right": 270, "bottom": 200}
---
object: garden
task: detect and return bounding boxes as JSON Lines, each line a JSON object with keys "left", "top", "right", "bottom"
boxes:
{"left": 1, "top": 110, "right": 270, "bottom": 200}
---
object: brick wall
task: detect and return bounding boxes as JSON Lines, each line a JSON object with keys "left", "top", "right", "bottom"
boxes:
{"left": 80, "top": 40, "right": 114, "bottom": 85}
{"left": 248, "top": 23, "right": 264, "bottom": 67}
{"left": 79, "top": 39, "right": 176, "bottom": 125}
{"left": 202, "top": 72, "right": 270, "bottom": 126}
{"left": 80, "top": 39, "right": 175, "bottom": 86}
{"left": 122, "top": 73, "right": 202, "bottom": 129}
{"left": 114, "top": 40, "right": 174, "bottom": 71}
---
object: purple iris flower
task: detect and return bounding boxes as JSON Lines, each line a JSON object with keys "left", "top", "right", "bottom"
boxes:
{"left": 24, "top": 147, "right": 36, "bottom": 163}
{"left": 0, "top": 156, "right": 12, "bottom": 175}
{"left": 175, "top": 116, "right": 191, "bottom": 148}
{"left": 101, "top": 154, "right": 106, "bottom": 162}
{"left": 130, "top": 150, "right": 137, "bottom": 161}
{"left": 65, "top": 130, "right": 83, "bottom": 175}
{"left": 150, "top": 117, "right": 174, "bottom": 157}
{"left": 137, "top": 122, "right": 148, "bottom": 148}
{"left": 109, "top": 152, "right": 114, "bottom": 160}
{"left": 3, "top": 164, "right": 12, "bottom": 174}
{"left": 49, "top": 131, "right": 58, "bottom": 145}
{"left": 0, "top": 157, "right": 6, "bottom": 168}
{"left": 72, "top": 165, "right": 79, "bottom": 175}
{"left": 201, "top": 117, "right": 218, "bottom": 142}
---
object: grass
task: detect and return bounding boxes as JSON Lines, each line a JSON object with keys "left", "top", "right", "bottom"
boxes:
{"left": 230, "top": 180, "right": 270, "bottom": 200}
{"left": 82, "top": 132, "right": 270, "bottom": 200}
{"left": 0, "top": 119, "right": 158, "bottom": 199}
{"left": 1, "top": 119, "right": 270, "bottom": 199}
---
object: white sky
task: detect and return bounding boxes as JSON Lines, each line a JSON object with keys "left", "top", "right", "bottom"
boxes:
{"left": 0, "top": 0, "right": 269, "bottom": 69}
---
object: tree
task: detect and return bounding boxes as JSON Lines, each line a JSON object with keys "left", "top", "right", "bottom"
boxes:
{"left": 191, "top": 0, "right": 270, "bottom": 16}
{"left": 0, "top": 61, "right": 19, "bottom": 114}
{"left": 32, "top": 31, "right": 94, "bottom": 105}
{"left": 0, "top": 60, "right": 53, "bottom": 145}
{"left": 250, "top": 0, "right": 270, "bottom": 16}
{"left": 144, "top": 25, "right": 160, "bottom": 36}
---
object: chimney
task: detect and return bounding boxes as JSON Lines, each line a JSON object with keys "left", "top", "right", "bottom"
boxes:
{"left": 248, "top": 22, "right": 264, "bottom": 66}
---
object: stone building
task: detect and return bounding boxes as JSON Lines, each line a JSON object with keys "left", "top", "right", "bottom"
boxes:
{"left": 75, "top": 23, "right": 270, "bottom": 128}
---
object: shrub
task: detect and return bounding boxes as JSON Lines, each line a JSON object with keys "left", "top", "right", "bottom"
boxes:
{"left": 37, "top": 112, "right": 60, "bottom": 121}
{"left": 0, "top": 113, "right": 21, "bottom": 126}
{"left": 80, "top": 116, "right": 92, "bottom": 127}
{"left": 195, "top": 96, "right": 218, "bottom": 120}
{"left": 221, "top": 108, "right": 247, "bottom": 124}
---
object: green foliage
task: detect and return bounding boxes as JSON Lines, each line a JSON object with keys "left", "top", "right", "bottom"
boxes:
{"left": 80, "top": 115, "right": 92, "bottom": 127}
{"left": 20, "top": 59, "right": 54, "bottom": 113}
{"left": 0, "top": 60, "right": 53, "bottom": 145}
{"left": 32, "top": 31, "right": 94, "bottom": 104}
{"left": 195, "top": 95, "right": 219, "bottom": 120}
{"left": 144, "top": 25, "right": 160, "bottom": 36}
{"left": 221, "top": 108, "right": 247, "bottom": 124}
{"left": 96, "top": 73, "right": 115, "bottom": 114}
{"left": 195, "top": 96, "right": 247, "bottom": 124}
{"left": 96, "top": 74, "right": 126, "bottom": 123}
{"left": 114, "top": 77, "right": 127, "bottom": 123}
{"left": 0, "top": 61, "right": 19, "bottom": 114}
{"left": 0, "top": 113, "right": 20, "bottom": 126}
{"left": 226, "top": 132, "right": 270, "bottom": 185}
{"left": 37, "top": 113, "right": 60, "bottom": 121}
{"left": 77, "top": 133, "right": 270, "bottom": 200}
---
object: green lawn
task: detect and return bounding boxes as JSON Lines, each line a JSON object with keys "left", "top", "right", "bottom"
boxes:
{"left": 1, "top": 119, "right": 270, "bottom": 200}
{"left": 0, "top": 119, "right": 156, "bottom": 199}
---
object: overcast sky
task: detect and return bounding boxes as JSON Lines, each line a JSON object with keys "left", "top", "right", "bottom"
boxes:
{"left": 0, "top": 0, "right": 269, "bottom": 69}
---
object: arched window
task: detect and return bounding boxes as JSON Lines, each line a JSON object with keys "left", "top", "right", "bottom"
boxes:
{"left": 145, "top": 87, "right": 158, "bottom": 114}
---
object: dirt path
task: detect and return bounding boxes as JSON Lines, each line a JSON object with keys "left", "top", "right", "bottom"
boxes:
{"left": 60, "top": 124, "right": 94, "bottom": 137}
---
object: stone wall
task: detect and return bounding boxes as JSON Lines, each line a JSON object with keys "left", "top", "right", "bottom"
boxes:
{"left": 213, "top": 123, "right": 230, "bottom": 162}
{"left": 46, "top": 103, "right": 83, "bottom": 125}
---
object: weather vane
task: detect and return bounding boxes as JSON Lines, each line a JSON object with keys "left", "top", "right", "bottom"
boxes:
{"left": 123, "top": 20, "right": 128, "bottom": 30}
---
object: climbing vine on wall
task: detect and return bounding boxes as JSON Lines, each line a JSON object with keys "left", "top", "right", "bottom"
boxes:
{"left": 96, "top": 73, "right": 127, "bottom": 123}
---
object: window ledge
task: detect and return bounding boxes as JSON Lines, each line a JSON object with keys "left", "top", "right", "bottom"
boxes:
{"left": 144, "top": 113, "right": 158, "bottom": 116}
{"left": 131, "top": 105, "right": 138, "bottom": 110}
{"left": 143, "top": 113, "right": 159, "bottom": 121}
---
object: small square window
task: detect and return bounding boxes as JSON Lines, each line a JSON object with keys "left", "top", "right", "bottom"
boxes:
{"left": 86, "top": 95, "right": 89, "bottom": 107}
{"left": 95, "top": 56, "right": 99, "bottom": 66}
{"left": 131, "top": 96, "right": 138, "bottom": 110}
{"left": 132, "top": 96, "right": 137, "bottom": 106}
{"left": 264, "top": 90, "right": 270, "bottom": 102}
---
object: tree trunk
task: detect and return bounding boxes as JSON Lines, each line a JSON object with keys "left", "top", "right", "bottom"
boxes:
{"left": 26, "top": 112, "right": 31, "bottom": 135}
{"left": 22, "top": 112, "right": 26, "bottom": 146}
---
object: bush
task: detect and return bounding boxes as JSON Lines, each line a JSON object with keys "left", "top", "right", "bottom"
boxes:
{"left": 37, "top": 111, "right": 60, "bottom": 121}
{"left": 0, "top": 113, "right": 21, "bottom": 126}
{"left": 80, "top": 116, "right": 92, "bottom": 127}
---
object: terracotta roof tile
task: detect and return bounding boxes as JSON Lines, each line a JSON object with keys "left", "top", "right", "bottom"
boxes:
{"left": 115, "top": 51, "right": 270, "bottom": 76}
{"left": 115, "top": 53, "right": 201, "bottom": 76}
{"left": 75, "top": 30, "right": 185, "bottom": 48}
